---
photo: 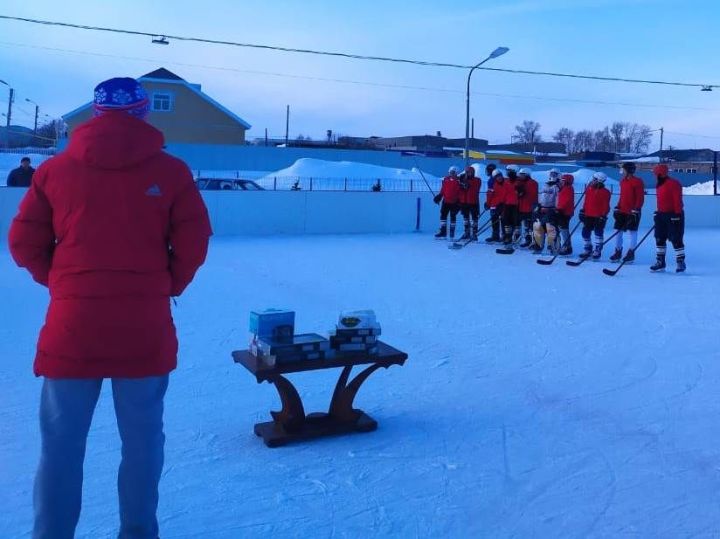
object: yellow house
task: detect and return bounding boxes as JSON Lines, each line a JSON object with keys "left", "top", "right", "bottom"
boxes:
{"left": 62, "top": 68, "right": 251, "bottom": 145}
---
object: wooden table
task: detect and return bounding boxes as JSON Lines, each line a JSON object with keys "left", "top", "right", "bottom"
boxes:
{"left": 232, "top": 341, "right": 408, "bottom": 447}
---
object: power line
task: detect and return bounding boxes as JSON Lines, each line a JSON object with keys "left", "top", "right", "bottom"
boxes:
{"left": 1, "top": 14, "right": 719, "bottom": 90}
{"left": 0, "top": 41, "right": 714, "bottom": 114}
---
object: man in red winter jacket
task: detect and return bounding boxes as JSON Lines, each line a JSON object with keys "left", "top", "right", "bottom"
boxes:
{"left": 650, "top": 164, "right": 686, "bottom": 272}
{"left": 579, "top": 172, "right": 611, "bottom": 259}
{"left": 8, "top": 77, "right": 212, "bottom": 538}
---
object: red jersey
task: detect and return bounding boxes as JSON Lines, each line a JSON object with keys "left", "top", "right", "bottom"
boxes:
{"left": 583, "top": 185, "right": 611, "bottom": 218}
{"left": 656, "top": 177, "right": 683, "bottom": 213}
{"left": 459, "top": 177, "right": 481, "bottom": 205}
{"left": 557, "top": 185, "right": 575, "bottom": 217}
{"left": 617, "top": 175, "right": 645, "bottom": 213}
{"left": 517, "top": 178, "right": 538, "bottom": 213}
{"left": 503, "top": 179, "right": 519, "bottom": 205}
{"left": 440, "top": 176, "right": 461, "bottom": 204}
{"left": 487, "top": 177, "right": 505, "bottom": 207}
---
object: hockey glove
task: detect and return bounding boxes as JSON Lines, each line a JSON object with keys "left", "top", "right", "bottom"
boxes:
{"left": 631, "top": 209, "right": 640, "bottom": 226}
{"left": 433, "top": 194, "right": 442, "bottom": 204}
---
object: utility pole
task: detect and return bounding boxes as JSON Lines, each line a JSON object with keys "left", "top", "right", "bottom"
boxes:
{"left": 33, "top": 104, "right": 38, "bottom": 133}
{"left": 714, "top": 151, "right": 718, "bottom": 196}
{"left": 659, "top": 127, "right": 664, "bottom": 162}
{"left": 6, "top": 87, "right": 13, "bottom": 128}
{"left": 264, "top": 127, "right": 268, "bottom": 146}
{"left": 471, "top": 118, "right": 474, "bottom": 139}
{"left": 285, "top": 105, "right": 289, "bottom": 146}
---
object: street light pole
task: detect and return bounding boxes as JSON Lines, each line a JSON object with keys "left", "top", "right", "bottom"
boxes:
{"left": 464, "top": 47, "right": 509, "bottom": 167}
{"left": 0, "top": 79, "right": 13, "bottom": 128}
{"left": 26, "top": 98, "right": 39, "bottom": 133}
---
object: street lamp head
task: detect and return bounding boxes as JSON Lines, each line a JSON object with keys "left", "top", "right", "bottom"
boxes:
{"left": 489, "top": 47, "right": 510, "bottom": 59}
{"left": 152, "top": 36, "right": 170, "bottom": 45}
{"left": 701, "top": 85, "right": 713, "bottom": 92}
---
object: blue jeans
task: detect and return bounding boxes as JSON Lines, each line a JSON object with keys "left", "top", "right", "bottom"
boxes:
{"left": 33, "top": 376, "right": 169, "bottom": 539}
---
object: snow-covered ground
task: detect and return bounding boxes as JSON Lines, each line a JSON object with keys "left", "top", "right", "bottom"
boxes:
{"left": 684, "top": 180, "right": 717, "bottom": 195}
{"left": 1, "top": 231, "right": 718, "bottom": 538}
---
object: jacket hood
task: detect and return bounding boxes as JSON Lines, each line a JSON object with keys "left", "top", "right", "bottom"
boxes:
{"left": 66, "top": 112, "right": 165, "bottom": 170}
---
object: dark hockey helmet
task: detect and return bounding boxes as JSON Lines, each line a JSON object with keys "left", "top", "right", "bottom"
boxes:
{"left": 621, "top": 162, "right": 637, "bottom": 174}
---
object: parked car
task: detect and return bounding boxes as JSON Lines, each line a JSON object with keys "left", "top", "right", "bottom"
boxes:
{"left": 194, "top": 178, "right": 265, "bottom": 191}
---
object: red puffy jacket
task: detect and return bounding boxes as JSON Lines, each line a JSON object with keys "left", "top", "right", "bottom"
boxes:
{"left": 557, "top": 185, "right": 575, "bottom": 217}
{"left": 517, "top": 178, "right": 538, "bottom": 213}
{"left": 459, "top": 177, "right": 481, "bottom": 205}
{"left": 583, "top": 185, "right": 611, "bottom": 218}
{"left": 617, "top": 175, "right": 645, "bottom": 213}
{"left": 440, "top": 176, "right": 461, "bottom": 204}
{"left": 487, "top": 177, "right": 505, "bottom": 207}
{"left": 656, "top": 177, "right": 683, "bottom": 213}
{"left": 8, "top": 113, "right": 212, "bottom": 378}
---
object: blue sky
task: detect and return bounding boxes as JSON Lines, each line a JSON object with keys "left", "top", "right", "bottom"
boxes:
{"left": 1, "top": 0, "right": 719, "bottom": 149}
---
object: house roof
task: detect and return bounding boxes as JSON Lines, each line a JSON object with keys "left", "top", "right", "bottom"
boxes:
{"left": 62, "top": 68, "right": 251, "bottom": 130}
{"left": 140, "top": 68, "right": 185, "bottom": 81}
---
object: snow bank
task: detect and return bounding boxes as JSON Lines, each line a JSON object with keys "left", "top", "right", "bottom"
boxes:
{"left": 0, "top": 153, "right": 50, "bottom": 186}
{"left": 684, "top": 180, "right": 717, "bottom": 195}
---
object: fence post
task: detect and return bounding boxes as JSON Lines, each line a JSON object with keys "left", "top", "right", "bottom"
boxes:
{"left": 310, "top": 177, "right": 313, "bottom": 191}
{"left": 344, "top": 178, "right": 347, "bottom": 191}
{"left": 415, "top": 197, "right": 421, "bottom": 232}
{"left": 410, "top": 179, "right": 413, "bottom": 192}
{"left": 714, "top": 151, "right": 718, "bottom": 196}
{"left": 274, "top": 176, "right": 277, "bottom": 191}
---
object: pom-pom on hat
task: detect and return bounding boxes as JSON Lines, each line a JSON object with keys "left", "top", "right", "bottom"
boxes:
{"left": 93, "top": 77, "right": 150, "bottom": 119}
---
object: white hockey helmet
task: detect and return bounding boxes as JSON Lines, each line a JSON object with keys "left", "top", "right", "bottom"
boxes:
{"left": 491, "top": 169, "right": 503, "bottom": 177}
{"left": 518, "top": 168, "right": 531, "bottom": 176}
{"left": 548, "top": 168, "right": 559, "bottom": 176}
{"left": 592, "top": 171, "right": 607, "bottom": 183}
{"left": 506, "top": 164, "right": 520, "bottom": 172}
{"left": 448, "top": 166, "right": 460, "bottom": 175}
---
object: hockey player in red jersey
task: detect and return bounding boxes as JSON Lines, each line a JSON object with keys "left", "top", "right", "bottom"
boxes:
{"left": 502, "top": 165, "right": 521, "bottom": 245}
{"left": 434, "top": 166, "right": 462, "bottom": 240}
{"left": 610, "top": 162, "right": 645, "bottom": 263}
{"left": 556, "top": 173, "right": 576, "bottom": 255}
{"left": 458, "top": 165, "right": 482, "bottom": 241}
{"left": 650, "top": 164, "right": 686, "bottom": 272}
{"left": 516, "top": 168, "right": 538, "bottom": 248}
{"left": 485, "top": 168, "right": 505, "bottom": 243}
{"left": 579, "top": 172, "right": 612, "bottom": 259}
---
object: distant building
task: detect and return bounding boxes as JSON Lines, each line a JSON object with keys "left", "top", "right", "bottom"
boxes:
{"left": 62, "top": 68, "right": 251, "bottom": 145}
{"left": 375, "top": 135, "right": 489, "bottom": 152}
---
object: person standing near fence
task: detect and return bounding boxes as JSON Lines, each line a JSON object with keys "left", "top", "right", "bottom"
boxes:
{"left": 7, "top": 156, "right": 35, "bottom": 187}
{"left": 610, "top": 162, "right": 645, "bottom": 263}
{"left": 434, "top": 166, "right": 461, "bottom": 240}
{"left": 516, "top": 168, "right": 538, "bottom": 248}
{"left": 650, "top": 164, "right": 686, "bottom": 272}
{"left": 8, "top": 77, "right": 212, "bottom": 538}
{"left": 556, "top": 173, "right": 576, "bottom": 255}
{"left": 579, "top": 172, "right": 611, "bottom": 259}
{"left": 458, "top": 166, "right": 481, "bottom": 241}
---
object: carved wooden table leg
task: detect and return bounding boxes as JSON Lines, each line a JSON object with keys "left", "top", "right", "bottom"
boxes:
{"left": 329, "top": 362, "right": 387, "bottom": 425}
{"left": 267, "top": 374, "right": 305, "bottom": 431}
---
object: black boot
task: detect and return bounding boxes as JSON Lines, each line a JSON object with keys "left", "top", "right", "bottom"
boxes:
{"left": 609, "top": 248, "right": 622, "bottom": 262}
{"left": 434, "top": 225, "right": 447, "bottom": 239}
{"left": 622, "top": 249, "right": 635, "bottom": 263}
{"left": 676, "top": 258, "right": 686, "bottom": 273}
{"left": 650, "top": 256, "right": 666, "bottom": 272}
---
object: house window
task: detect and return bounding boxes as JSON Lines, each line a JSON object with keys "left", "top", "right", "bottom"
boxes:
{"left": 151, "top": 92, "right": 174, "bottom": 112}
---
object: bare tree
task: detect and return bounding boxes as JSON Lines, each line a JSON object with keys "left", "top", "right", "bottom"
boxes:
{"left": 593, "top": 127, "right": 613, "bottom": 152}
{"left": 514, "top": 120, "right": 542, "bottom": 143}
{"left": 631, "top": 125, "right": 652, "bottom": 153}
{"left": 573, "top": 130, "right": 594, "bottom": 152}
{"left": 553, "top": 127, "right": 575, "bottom": 154}
{"left": 610, "top": 122, "right": 626, "bottom": 152}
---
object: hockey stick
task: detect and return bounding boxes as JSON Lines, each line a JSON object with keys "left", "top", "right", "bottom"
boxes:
{"left": 413, "top": 158, "right": 437, "bottom": 197}
{"left": 602, "top": 226, "right": 655, "bottom": 276}
{"left": 536, "top": 218, "right": 583, "bottom": 265}
{"left": 449, "top": 214, "right": 492, "bottom": 249}
{"left": 565, "top": 229, "right": 620, "bottom": 267}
